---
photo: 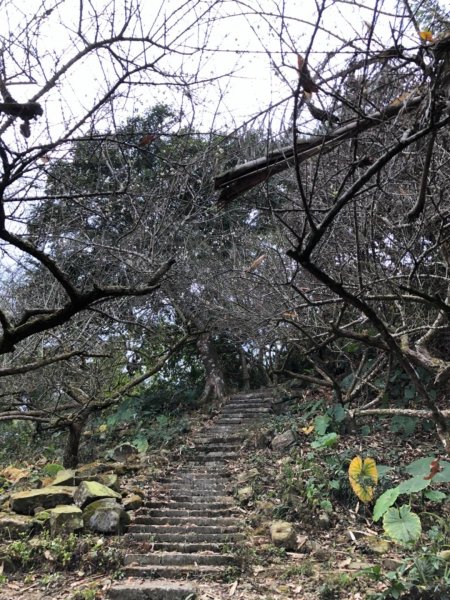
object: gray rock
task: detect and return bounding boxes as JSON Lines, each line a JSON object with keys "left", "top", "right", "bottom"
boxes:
{"left": 271, "top": 430, "right": 296, "bottom": 452}
{"left": 269, "top": 520, "right": 297, "bottom": 550}
{"left": 51, "top": 469, "right": 79, "bottom": 486}
{"left": 49, "top": 505, "right": 83, "bottom": 535}
{"left": 0, "top": 511, "right": 34, "bottom": 538}
{"left": 10, "top": 486, "right": 76, "bottom": 515}
{"left": 237, "top": 486, "right": 253, "bottom": 503}
{"left": 112, "top": 443, "right": 139, "bottom": 462}
{"left": 83, "top": 498, "right": 130, "bottom": 533}
{"left": 123, "top": 494, "right": 143, "bottom": 511}
{"left": 74, "top": 481, "right": 121, "bottom": 509}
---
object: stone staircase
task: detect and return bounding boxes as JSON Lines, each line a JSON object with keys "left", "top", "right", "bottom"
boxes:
{"left": 108, "top": 391, "right": 273, "bottom": 600}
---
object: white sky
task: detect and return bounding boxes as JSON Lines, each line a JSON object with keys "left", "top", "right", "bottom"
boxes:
{"left": 0, "top": 0, "right": 413, "bottom": 143}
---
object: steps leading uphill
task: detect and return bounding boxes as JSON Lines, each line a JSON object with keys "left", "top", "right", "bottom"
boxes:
{"left": 108, "top": 391, "right": 273, "bottom": 600}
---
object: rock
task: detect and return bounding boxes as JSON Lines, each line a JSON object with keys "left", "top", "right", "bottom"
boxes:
{"left": 317, "top": 512, "right": 331, "bottom": 529}
{"left": 237, "top": 468, "right": 259, "bottom": 484}
{"left": 237, "top": 486, "right": 253, "bottom": 503}
{"left": 364, "top": 536, "right": 390, "bottom": 554}
{"left": 269, "top": 521, "right": 297, "bottom": 550}
{"left": 82, "top": 498, "right": 130, "bottom": 533}
{"left": 271, "top": 430, "right": 296, "bottom": 452}
{"left": 253, "top": 429, "right": 273, "bottom": 449}
{"left": 112, "top": 443, "right": 139, "bottom": 462}
{"left": 255, "top": 500, "right": 275, "bottom": 514}
{"left": 49, "top": 505, "right": 83, "bottom": 535}
{"left": 123, "top": 494, "right": 143, "bottom": 511}
{"left": 0, "top": 511, "right": 34, "bottom": 538}
{"left": 96, "top": 472, "right": 119, "bottom": 492}
{"left": 33, "top": 510, "right": 51, "bottom": 532}
{"left": 10, "top": 486, "right": 76, "bottom": 515}
{"left": 52, "top": 469, "right": 79, "bottom": 486}
{"left": 74, "top": 481, "right": 121, "bottom": 509}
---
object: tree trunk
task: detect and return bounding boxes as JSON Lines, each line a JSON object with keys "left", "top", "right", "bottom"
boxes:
{"left": 63, "top": 418, "right": 87, "bottom": 468}
{"left": 240, "top": 347, "right": 250, "bottom": 391}
{"left": 196, "top": 333, "right": 226, "bottom": 404}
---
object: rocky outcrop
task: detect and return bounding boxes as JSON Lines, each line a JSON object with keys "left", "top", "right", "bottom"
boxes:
{"left": 10, "top": 486, "right": 76, "bottom": 515}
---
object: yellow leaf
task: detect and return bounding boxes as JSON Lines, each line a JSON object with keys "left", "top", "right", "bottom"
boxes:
{"left": 348, "top": 456, "right": 378, "bottom": 503}
{"left": 419, "top": 30, "right": 434, "bottom": 42}
{"left": 97, "top": 424, "right": 108, "bottom": 433}
{"left": 301, "top": 424, "right": 315, "bottom": 435}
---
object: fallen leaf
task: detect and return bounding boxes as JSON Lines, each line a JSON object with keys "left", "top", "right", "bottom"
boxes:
{"left": 424, "top": 458, "right": 442, "bottom": 480}
{"left": 229, "top": 580, "right": 238, "bottom": 596}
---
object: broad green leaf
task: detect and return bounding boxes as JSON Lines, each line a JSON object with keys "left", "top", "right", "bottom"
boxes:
{"left": 424, "top": 490, "right": 447, "bottom": 502}
{"left": 404, "top": 456, "right": 450, "bottom": 484}
{"left": 373, "top": 487, "right": 400, "bottom": 522}
{"left": 398, "top": 476, "right": 430, "bottom": 495}
{"left": 311, "top": 432, "right": 339, "bottom": 448}
{"left": 383, "top": 505, "right": 421, "bottom": 544}
{"left": 314, "top": 414, "right": 331, "bottom": 436}
{"left": 376, "top": 465, "right": 394, "bottom": 479}
{"left": 330, "top": 403, "right": 346, "bottom": 423}
{"left": 349, "top": 456, "right": 378, "bottom": 503}
{"left": 132, "top": 435, "right": 149, "bottom": 453}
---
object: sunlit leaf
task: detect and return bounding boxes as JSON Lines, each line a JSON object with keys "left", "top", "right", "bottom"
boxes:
{"left": 419, "top": 30, "right": 434, "bottom": 42}
{"left": 301, "top": 424, "right": 314, "bottom": 435}
{"left": 373, "top": 486, "right": 400, "bottom": 522}
{"left": 383, "top": 505, "right": 421, "bottom": 544}
{"left": 348, "top": 456, "right": 378, "bottom": 503}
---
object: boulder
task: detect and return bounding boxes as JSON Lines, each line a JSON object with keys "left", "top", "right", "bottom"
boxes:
{"left": 237, "top": 486, "right": 253, "bottom": 503}
{"left": 49, "top": 505, "right": 83, "bottom": 535}
{"left": 82, "top": 498, "right": 130, "bottom": 533}
{"left": 96, "top": 472, "right": 119, "bottom": 492}
{"left": 112, "top": 443, "right": 139, "bottom": 462}
{"left": 317, "top": 512, "right": 331, "bottom": 530}
{"left": 271, "top": 430, "right": 296, "bottom": 452}
{"left": 74, "top": 481, "right": 121, "bottom": 509}
{"left": 123, "top": 494, "right": 143, "bottom": 511}
{"left": 10, "top": 486, "right": 76, "bottom": 515}
{"left": 0, "top": 511, "right": 34, "bottom": 538}
{"left": 269, "top": 521, "right": 297, "bottom": 550}
{"left": 52, "top": 469, "right": 79, "bottom": 486}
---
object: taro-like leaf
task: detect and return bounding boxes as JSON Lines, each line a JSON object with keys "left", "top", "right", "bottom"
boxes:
{"left": 383, "top": 505, "right": 421, "bottom": 544}
{"left": 349, "top": 456, "right": 378, "bottom": 503}
{"left": 373, "top": 487, "right": 400, "bottom": 522}
{"left": 398, "top": 476, "right": 430, "bottom": 495}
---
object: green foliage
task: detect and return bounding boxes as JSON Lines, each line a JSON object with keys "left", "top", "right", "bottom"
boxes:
{"left": 71, "top": 589, "right": 98, "bottom": 600}
{"left": 314, "top": 414, "right": 332, "bottom": 436}
{"left": 369, "top": 552, "right": 450, "bottom": 599}
{"left": 373, "top": 488, "right": 401, "bottom": 522}
{"left": 382, "top": 505, "right": 422, "bottom": 544}
{"left": 41, "top": 463, "right": 65, "bottom": 477}
{"left": 390, "top": 415, "right": 418, "bottom": 437}
{"left": 5, "top": 532, "right": 123, "bottom": 573}
{"left": 311, "top": 432, "right": 339, "bottom": 449}
{"left": 405, "top": 456, "right": 450, "bottom": 484}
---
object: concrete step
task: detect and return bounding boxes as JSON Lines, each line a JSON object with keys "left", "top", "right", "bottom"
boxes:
{"left": 128, "top": 524, "right": 240, "bottom": 535}
{"left": 138, "top": 508, "right": 238, "bottom": 518}
{"left": 145, "top": 501, "right": 233, "bottom": 510}
{"left": 128, "top": 541, "right": 233, "bottom": 553}
{"left": 108, "top": 580, "right": 197, "bottom": 600}
{"left": 154, "top": 494, "right": 233, "bottom": 503}
{"left": 134, "top": 516, "right": 239, "bottom": 527}
{"left": 124, "top": 564, "right": 227, "bottom": 578}
{"left": 125, "top": 532, "right": 244, "bottom": 543}
{"left": 124, "top": 552, "right": 235, "bottom": 567}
